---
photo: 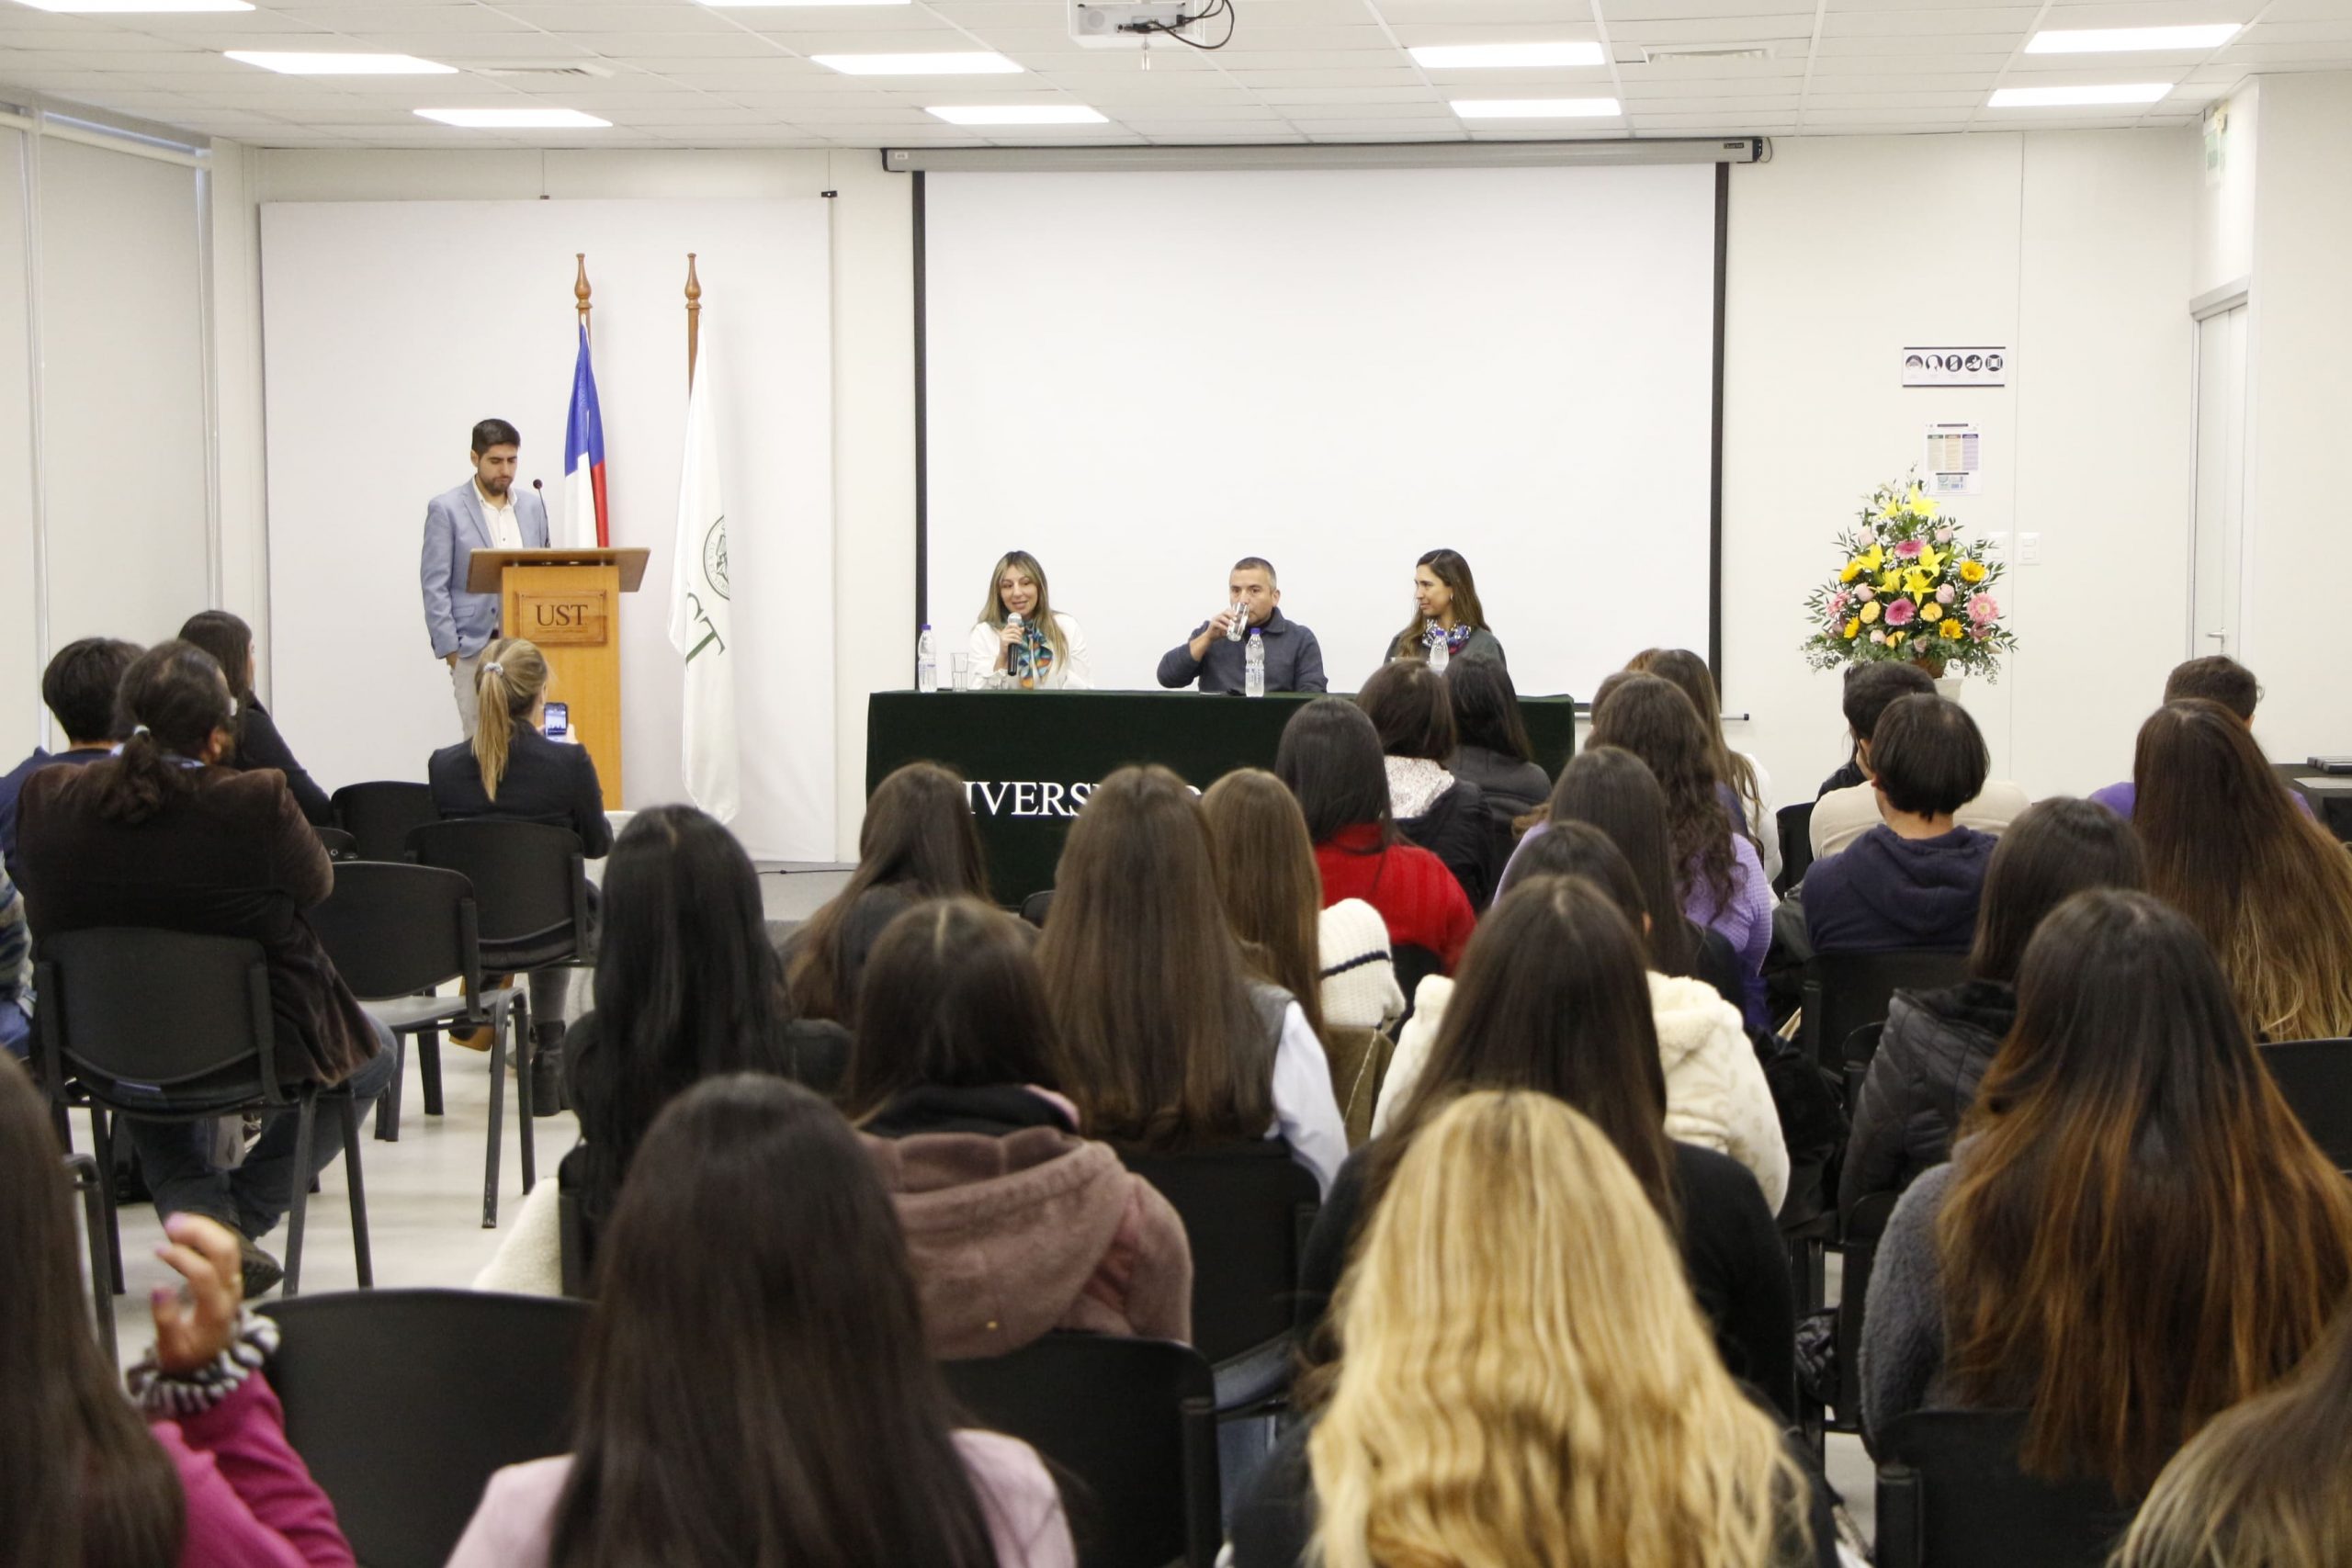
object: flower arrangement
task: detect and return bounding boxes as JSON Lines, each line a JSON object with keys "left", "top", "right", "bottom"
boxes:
{"left": 1801, "top": 475, "right": 2017, "bottom": 680}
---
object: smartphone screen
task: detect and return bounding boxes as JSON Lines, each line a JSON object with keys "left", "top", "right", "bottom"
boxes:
{"left": 544, "top": 701, "right": 570, "bottom": 740}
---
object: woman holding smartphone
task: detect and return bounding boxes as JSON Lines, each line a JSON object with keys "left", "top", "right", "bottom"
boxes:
{"left": 969, "top": 550, "right": 1093, "bottom": 691}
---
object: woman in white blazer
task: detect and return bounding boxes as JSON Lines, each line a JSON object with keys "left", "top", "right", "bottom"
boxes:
{"left": 969, "top": 550, "right": 1091, "bottom": 691}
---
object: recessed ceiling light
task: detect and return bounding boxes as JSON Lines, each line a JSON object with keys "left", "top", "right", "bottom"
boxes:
{"left": 813, "top": 51, "right": 1022, "bottom": 75}
{"left": 10, "top": 0, "right": 251, "bottom": 11}
{"left": 1451, "top": 96, "right": 1622, "bottom": 118}
{"left": 925, "top": 105, "right": 1108, "bottom": 125}
{"left": 227, "top": 51, "right": 455, "bottom": 75}
{"left": 1409, "top": 40, "right": 1606, "bottom": 68}
{"left": 414, "top": 107, "right": 612, "bottom": 129}
{"left": 2025, "top": 25, "right": 2240, "bottom": 54}
{"left": 1987, "top": 83, "right": 2173, "bottom": 107}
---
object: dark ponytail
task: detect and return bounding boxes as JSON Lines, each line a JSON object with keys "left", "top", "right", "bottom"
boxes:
{"left": 87, "top": 641, "right": 232, "bottom": 825}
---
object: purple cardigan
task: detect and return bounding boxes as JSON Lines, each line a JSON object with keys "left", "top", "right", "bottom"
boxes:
{"left": 153, "top": 1373, "right": 353, "bottom": 1568}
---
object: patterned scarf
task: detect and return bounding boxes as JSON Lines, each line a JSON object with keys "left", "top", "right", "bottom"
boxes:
{"left": 1009, "top": 621, "right": 1058, "bottom": 689}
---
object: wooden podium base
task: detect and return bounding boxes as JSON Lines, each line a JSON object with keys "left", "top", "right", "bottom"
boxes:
{"left": 503, "top": 562, "right": 624, "bottom": 804}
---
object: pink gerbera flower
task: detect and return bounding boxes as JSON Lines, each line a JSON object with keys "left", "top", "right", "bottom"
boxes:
{"left": 1967, "top": 594, "right": 2000, "bottom": 626}
{"left": 1885, "top": 597, "right": 1917, "bottom": 628}
{"left": 1894, "top": 539, "right": 1926, "bottom": 560}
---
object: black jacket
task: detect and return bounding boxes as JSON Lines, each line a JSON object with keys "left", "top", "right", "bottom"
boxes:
{"left": 1839, "top": 978, "right": 2016, "bottom": 1215}
{"left": 233, "top": 700, "right": 334, "bottom": 827}
{"left": 1445, "top": 744, "right": 1551, "bottom": 821}
{"left": 1397, "top": 779, "right": 1508, "bottom": 912}
{"left": 427, "top": 728, "right": 613, "bottom": 857}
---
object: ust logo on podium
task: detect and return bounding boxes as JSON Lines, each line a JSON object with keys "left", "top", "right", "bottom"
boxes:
{"left": 518, "top": 591, "right": 610, "bottom": 647}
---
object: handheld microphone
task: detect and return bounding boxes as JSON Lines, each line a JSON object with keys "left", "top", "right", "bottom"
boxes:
{"left": 1005, "top": 612, "right": 1026, "bottom": 682}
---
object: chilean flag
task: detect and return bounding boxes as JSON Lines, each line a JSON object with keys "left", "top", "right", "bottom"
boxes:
{"left": 562, "top": 322, "right": 610, "bottom": 548}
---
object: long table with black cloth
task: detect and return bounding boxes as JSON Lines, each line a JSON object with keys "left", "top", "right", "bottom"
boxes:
{"left": 866, "top": 689, "right": 1580, "bottom": 906}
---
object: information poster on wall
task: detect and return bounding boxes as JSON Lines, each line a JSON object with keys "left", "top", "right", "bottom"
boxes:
{"left": 1903, "top": 346, "right": 2007, "bottom": 387}
{"left": 1925, "top": 422, "right": 1983, "bottom": 496}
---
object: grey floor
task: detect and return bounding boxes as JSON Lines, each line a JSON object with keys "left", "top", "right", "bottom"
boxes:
{"left": 86, "top": 856, "right": 1874, "bottom": 1550}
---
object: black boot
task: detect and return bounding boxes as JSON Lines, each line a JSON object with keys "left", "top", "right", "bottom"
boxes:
{"left": 529, "top": 1021, "right": 571, "bottom": 1117}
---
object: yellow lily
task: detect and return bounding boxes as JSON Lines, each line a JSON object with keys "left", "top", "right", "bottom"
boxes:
{"left": 1904, "top": 568, "right": 1934, "bottom": 597}
{"left": 1878, "top": 568, "right": 1907, "bottom": 595}
{"left": 1839, "top": 559, "right": 1863, "bottom": 583}
{"left": 1915, "top": 545, "right": 1945, "bottom": 577}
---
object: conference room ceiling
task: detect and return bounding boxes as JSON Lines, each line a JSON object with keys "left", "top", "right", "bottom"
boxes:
{"left": 0, "top": 0, "right": 2344, "bottom": 150}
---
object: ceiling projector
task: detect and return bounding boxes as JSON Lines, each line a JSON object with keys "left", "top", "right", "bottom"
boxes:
{"left": 1068, "top": 0, "right": 1213, "bottom": 49}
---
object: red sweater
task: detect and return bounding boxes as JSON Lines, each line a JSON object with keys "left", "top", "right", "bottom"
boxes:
{"left": 1315, "top": 825, "right": 1476, "bottom": 973}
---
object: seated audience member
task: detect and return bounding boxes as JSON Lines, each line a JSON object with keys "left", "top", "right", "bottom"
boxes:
{"left": 970, "top": 548, "right": 1092, "bottom": 691}
{"left": 786, "top": 761, "right": 989, "bottom": 1025}
{"left": 2090, "top": 655, "right": 2312, "bottom": 820}
{"left": 177, "top": 610, "right": 333, "bottom": 826}
{"left": 1303, "top": 875, "right": 1796, "bottom": 1418}
{"left": 474, "top": 805, "right": 850, "bottom": 1294}
{"left": 448, "top": 1076, "right": 1074, "bottom": 1568}
{"left": 2114, "top": 1305, "right": 2352, "bottom": 1568}
{"left": 0, "top": 1058, "right": 356, "bottom": 1568}
{"left": 1356, "top": 660, "right": 1503, "bottom": 908}
{"left": 1589, "top": 674, "right": 1772, "bottom": 1026}
{"left": 1385, "top": 547, "right": 1507, "bottom": 668}
{"left": 1275, "top": 699, "right": 1476, "bottom": 976}
{"left": 1037, "top": 765, "right": 1347, "bottom": 1193}
{"left": 16, "top": 641, "right": 393, "bottom": 1296}
{"left": 1802, "top": 694, "right": 1996, "bottom": 955}
{"left": 1841, "top": 798, "right": 2143, "bottom": 1213}
{"left": 1202, "top": 769, "right": 1333, "bottom": 1043}
{"left": 1232, "top": 1091, "right": 1832, "bottom": 1568}
{"left": 847, "top": 897, "right": 1192, "bottom": 1357}
{"left": 1812, "top": 670, "right": 2027, "bottom": 858}
{"left": 1156, "top": 556, "right": 1328, "bottom": 694}
{"left": 0, "top": 861, "right": 25, "bottom": 1060}
{"left": 1631, "top": 647, "right": 1781, "bottom": 884}
{"left": 0, "top": 635, "right": 139, "bottom": 878}
{"left": 2135, "top": 698, "right": 2352, "bottom": 1042}
{"left": 1817, "top": 661, "right": 1933, "bottom": 798}
{"left": 1440, "top": 655, "right": 1551, "bottom": 819}
{"left": 1862, "top": 891, "right": 2352, "bottom": 1496}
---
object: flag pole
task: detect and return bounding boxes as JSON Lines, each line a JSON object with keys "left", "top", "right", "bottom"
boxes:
{"left": 684, "top": 253, "right": 701, "bottom": 388}
{"left": 574, "top": 254, "right": 592, "bottom": 338}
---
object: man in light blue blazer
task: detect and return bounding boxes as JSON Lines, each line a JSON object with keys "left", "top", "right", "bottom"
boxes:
{"left": 423, "top": 418, "right": 550, "bottom": 738}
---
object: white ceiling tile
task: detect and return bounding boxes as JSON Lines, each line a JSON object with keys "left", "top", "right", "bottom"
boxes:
{"left": 1224, "top": 65, "right": 1425, "bottom": 83}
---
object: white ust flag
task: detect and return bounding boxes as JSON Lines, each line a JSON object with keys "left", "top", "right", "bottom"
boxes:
{"left": 670, "top": 333, "right": 740, "bottom": 823}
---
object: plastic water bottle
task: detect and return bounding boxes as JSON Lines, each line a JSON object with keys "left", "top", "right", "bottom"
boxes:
{"left": 915, "top": 625, "right": 939, "bottom": 693}
{"left": 1245, "top": 628, "right": 1267, "bottom": 698}
{"left": 1225, "top": 600, "right": 1247, "bottom": 642}
{"left": 1425, "top": 620, "right": 1450, "bottom": 675}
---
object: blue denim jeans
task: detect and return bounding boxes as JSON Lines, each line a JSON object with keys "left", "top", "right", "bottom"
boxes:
{"left": 124, "top": 1013, "right": 400, "bottom": 1241}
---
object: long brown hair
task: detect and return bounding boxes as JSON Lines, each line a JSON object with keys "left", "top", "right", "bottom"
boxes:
{"left": 1541, "top": 745, "right": 1701, "bottom": 979}
{"left": 1587, "top": 672, "right": 1736, "bottom": 912}
{"left": 2134, "top": 698, "right": 2352, "bottom": 1041}
{"left": 974, "top": 549, "right": 1069, "bottom": 670}
{"left": 1964, "top": 797, "right": 2144, "bottom": 984}
{"left": 79, "top": 640, "right": 232, "bottom": 826}
{"left": 1202, "top": 769, "right": 1327, "bottom": 1042}
{"left": 552, "top": 1076, "right": 1003, "bottom": 1566}
{"left": 1037, "top": 765, "right": 1272, "bottom": 1151}
{"left": 1939, "top": 889, "right": 2352, "bottom": 1496}
{"left": 842, "top": 898, "right": 1062, "bottom": 1118}
{"left": 1389, "top": 547, "right": 1488, "bottom": 660}
{"left": 471, "top": 637, "right": 549, "bottom": 802}
{"left": 1628, "top": 648, "right": 1759, "bottom": 852}
{"left": 0, "top": 1057, "right": 186, "bottom": 1566}
{"left": 787, "top": 762, "right": 989, "bottom": 1023}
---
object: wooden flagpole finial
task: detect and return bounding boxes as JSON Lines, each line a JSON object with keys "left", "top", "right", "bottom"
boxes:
{"left": 684, "top": 253, "right": 702, "bottom": 385}
{"left": 574, "top": 254, "right": 592, "bottom": 333}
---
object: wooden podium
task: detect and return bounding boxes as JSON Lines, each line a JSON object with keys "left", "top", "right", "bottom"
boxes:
{"left": 466, "top": 547, "right": 650, "bottom": 805}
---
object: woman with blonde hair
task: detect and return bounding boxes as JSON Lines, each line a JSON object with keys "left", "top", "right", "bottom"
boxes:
{"left": 2112, "top": 1307, "right": 2352, "bottom": 1568}
{"left": 1233, "top": 1089, "right": 1829, "bottom": 1567}
{"left": 968, "top": 549, "right": 1092, "bottom": 690}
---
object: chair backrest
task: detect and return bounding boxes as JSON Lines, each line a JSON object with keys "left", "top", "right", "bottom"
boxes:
{"left": 1839, "top": 1019, "right": 1887, "bottom": 1107}
{"left": 1874, "top": 1410, "right": 2134, "bottom": 1568}
{"left": 943, "top": 1334, "right": 1219, "bottom": 1568}
{"left": 330, "top": 781, "right": 439, "bottom": 863}
{"left": 36, "top": 928, "right": 283, "bottom": 1103}
{"left": 314, "top": 826, "right": 359, "bottom": 862}
{"left": 1776, "top": 800, "right": 1815, "bottom": 897}
{"left": 1019, "top": 889, "right": 1055, "bottom": 929}
{"left": 558, "top": 1144, "right": 594, "bottom": 1298}
{"left": 1119, "top": 1141, "right": 1319, "bottom": 1365}
{"left": 310, "top": 861, "right": 479, "bottom": 1001}
{"left": 1804, "top": 951, "right": 1970, "bottom": 1070}
{"left": 260, "top": 1289, "right": 591, "bottom": 1568}
{"left": 405, "top": 819, "right": 584, "bottom": 954}
{"left": 2260, "top": 1038, "right": 2352, "bottom": 1174}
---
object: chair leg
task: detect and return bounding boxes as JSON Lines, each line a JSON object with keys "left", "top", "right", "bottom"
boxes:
{"left": 339, "top": 1097, "right": 373, "bottom": 1289}
{"left": 515, "top": 1004, "right": 537, "bottom": 1194}
{"left": 90, "top": 1106, "right": 124, "bottom": 1294}
{"left": 75, "top": 1160, "right": 118, "bottom": 1364}
{"left": 282, "top": 1100, "right": 318, "bottom": 1298}
{"left": 418, "top": 1026, "right": 445, "bottom": 1118}
{"left": 482, "top": 1006, "right": 508, "bottom": 1230}
{"left": 374, "top": 1031, "right": 405, "bottom": 1142}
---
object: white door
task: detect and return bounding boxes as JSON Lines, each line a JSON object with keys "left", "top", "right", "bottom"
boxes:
{"left": 2190, "top": 303, "right": 2249, "bottom": 657}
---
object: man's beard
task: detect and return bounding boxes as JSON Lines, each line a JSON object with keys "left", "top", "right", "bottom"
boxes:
{"left": 483, "top": 477, "right": 511, "bottom": 495}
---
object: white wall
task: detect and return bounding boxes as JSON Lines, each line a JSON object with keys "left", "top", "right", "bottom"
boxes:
{"left": 229, "top": 149, "right": 911, "bottom": 860}
{"left": 2240, "top": 73, "right": 2352, "bottom": 759}
{"left": 1721, "top": 130, "right": 2195, "bottom": 808}
{"left": 2195, "top": 83, "right": 2258, "bottom": 298}
{"left": 0, "top": 129, "right": 39, "bottom": 755}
